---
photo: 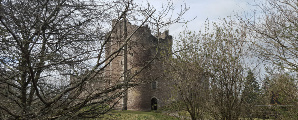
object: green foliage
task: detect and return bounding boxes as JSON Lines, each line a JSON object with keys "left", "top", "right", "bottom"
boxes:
{"left": 243, "top": 69, "right": 260, "bottom": 104}
{"left": 266, "top": 74, "right": 298, "bottom": 119}
{"left": 242, "top": 69, "right": 261, "bottom": 118}
{"left": 158, "top": 101, "right": 185, "bottom": 112}
{"left": 99, "top": 110, "right": 179, "bottom": 120}
{"left": 76, "top": 104, "right": 110, "bottom": 118}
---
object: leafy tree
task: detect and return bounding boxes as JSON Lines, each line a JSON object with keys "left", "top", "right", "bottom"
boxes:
{"left": 266, "top": 73, "right": 298, "bottom": 119}
{"left": 243, "top": 70, "right": 260, "bottom": 104}
{"left": 242, "top": 69, "right": 260, "bottom": 118}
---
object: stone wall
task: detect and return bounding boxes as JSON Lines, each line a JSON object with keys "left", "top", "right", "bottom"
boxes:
{"left": 104, "top": 19, "right": 172, "bottom": 111}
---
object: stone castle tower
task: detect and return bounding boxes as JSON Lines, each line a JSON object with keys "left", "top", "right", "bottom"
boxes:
{"left": 104, "top": 19, "right": 172, "bottom": 111}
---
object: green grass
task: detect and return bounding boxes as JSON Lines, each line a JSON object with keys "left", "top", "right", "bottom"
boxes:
{"left": 239, "top": 118, "right": 274, "bottom": 120}
{"left": 88, "top": 110, "right": 276, "bottom": 120}
{"left": 98, "top": 110, "right": 179, "bottom": 120}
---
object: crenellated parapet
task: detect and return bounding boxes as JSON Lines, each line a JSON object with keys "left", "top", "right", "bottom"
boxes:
{"left": 104, "top": 19, "right": 173, "bottom": 111}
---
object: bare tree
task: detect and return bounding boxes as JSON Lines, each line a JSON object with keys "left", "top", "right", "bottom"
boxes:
{"left": 244, "top": 0, "right": 298, "bottom": 72}
{"left": 0, "top": 0, "right": 187, "bottom": 119}
{"left": 165, "top": 17, "right": 248, "bottom": 120}
{"left": 166, "top": 30, "right": 210, "bottom": 120}
{"left": 240, "top": 0, "right": 297, "bottom": 119}
{"left": 198, "top": 19, "right": 246, "bottom": 120}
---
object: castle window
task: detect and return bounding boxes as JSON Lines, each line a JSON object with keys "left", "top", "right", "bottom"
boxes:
{"left": 121, "top": 60, "right": 123, "bottom": 65}
{"left": 117, "top": 41, "right": 121, "bottom": 47}
{"left": 152, "top": 81, "right": 157, "bottom": 89}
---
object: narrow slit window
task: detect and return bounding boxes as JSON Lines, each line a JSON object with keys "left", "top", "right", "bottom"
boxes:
{"left": 152, "top": 81, "right": 157, "bottom": 89}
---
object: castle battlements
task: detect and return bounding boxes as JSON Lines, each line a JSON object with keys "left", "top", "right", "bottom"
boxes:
{"left": 104, "top": 19, "right": 173, "bottom": 111}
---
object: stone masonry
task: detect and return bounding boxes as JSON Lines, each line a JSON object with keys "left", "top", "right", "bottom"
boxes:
{"left": 104, "top": 19, "right": 172, "bottom": 111}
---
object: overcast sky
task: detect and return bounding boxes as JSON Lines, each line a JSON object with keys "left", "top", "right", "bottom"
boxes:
{"left": 136, "top": 0, "right": 259, "bottom": 37}
{"left": 134, "top": 0, "right": 269, "bottom": 78}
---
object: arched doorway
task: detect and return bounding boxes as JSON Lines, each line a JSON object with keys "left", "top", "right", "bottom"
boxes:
{"left": 151, "top": 98, "right": 157, "bottom": 110}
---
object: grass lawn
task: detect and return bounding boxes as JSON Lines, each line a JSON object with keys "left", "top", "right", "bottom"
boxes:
{"left": 89, "top": 110, "right": 276, "bottom": 120}
{"left": 239, "top": 118, "right": 274, "bottom": 120}
{"left": 98, "top": 110, "right": 179, "bottom": 120}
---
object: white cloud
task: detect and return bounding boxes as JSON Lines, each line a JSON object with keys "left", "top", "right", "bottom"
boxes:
{"left": 134, "top": 0, "right": 256, "bottom": 37}
{"left": 198, "top": 0, "right": 249, "bottom": 17}
{"left": 168, "top": 0, "right": 254, "bottom": 36}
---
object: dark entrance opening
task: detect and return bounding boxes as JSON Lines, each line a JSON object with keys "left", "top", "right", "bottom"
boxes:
{"left": 151, "top": 98, "right": 157, "bottom": 110}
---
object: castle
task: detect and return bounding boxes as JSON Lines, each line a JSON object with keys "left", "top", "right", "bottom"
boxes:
{"left": 104, "top": 19, "right": 173, "bottom": 111}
